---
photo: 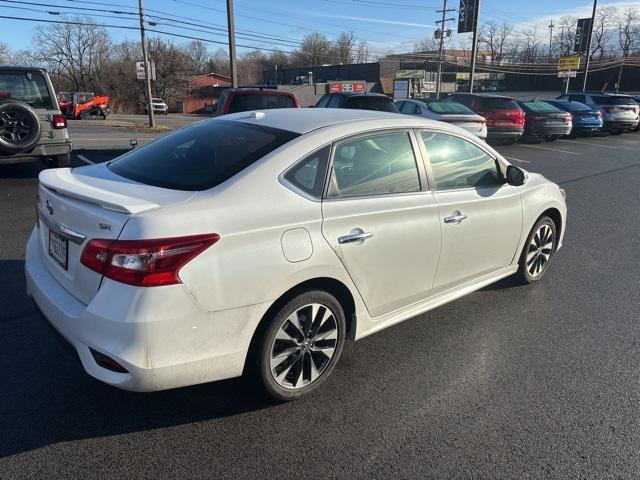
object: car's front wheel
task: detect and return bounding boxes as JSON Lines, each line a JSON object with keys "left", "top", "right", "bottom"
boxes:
{"left": 518, "top": 216, "right": 557, "bottom": 284}
{"left": 257, "top": 290, "right": 346, "bottom": 401}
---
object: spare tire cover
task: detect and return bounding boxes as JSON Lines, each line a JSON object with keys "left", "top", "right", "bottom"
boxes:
{"left": 0, "top": 99, "right": 42, "bottom": 155}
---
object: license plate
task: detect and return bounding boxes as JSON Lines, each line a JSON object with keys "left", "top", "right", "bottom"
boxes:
{"left": 547, "top": 119, "right": 563, "bottom": 124}
{"left": 48, "top": 230, "right": 68, "bottom": 270}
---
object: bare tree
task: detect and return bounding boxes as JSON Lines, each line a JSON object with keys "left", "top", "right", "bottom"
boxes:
{"left": 616, "top": 7, "right": 638, "bottom": 57}
{"left": 556, "top": 16, "right": 578, "bottom": 56}
{"left": 296, "top": 32, "right": 331, "bottom": 66}
{"left": 186, "top": 40, "right": 210, "bottom": 74}
{"left": 591, "top": 7, "right": 617, "bottom": 58}
{"left": 355, "top": 39, "right": 369, "bottom": 63}
{"left": 207, "top": 48, "right": 231, "bottom": 77}
{"left": 32, "top": 17, "right": 110, "bottom": 92}
{"left": 413, "top": 36, "right": 438, "bottom": 52}
{"left": 333, "top": 31, "right": 356, "bottom": 64}
{"left": 520, "top": 28, "right": 540, "bottom": 63}
{"left": 0, "top": 43, "right": 11, "bottom": 63}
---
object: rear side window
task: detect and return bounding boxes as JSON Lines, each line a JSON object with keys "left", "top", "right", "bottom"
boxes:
{"left": 229, "top": 94, "right": 296, "bottom": 113}
{"left": 283, "top": 146, "right": 330, "bottom": 198}
{"left": 399, "top": 102, "right": 419, "bottom": 114}
{"left": 479, "top": 97, "right": 519, "bottom": 110}
{"left": 346, "top": 96, "right": 397, "bottom": 112}
{"left": 592, "top": 95, "right": 636, "bottom": 106}
{"left": 327, "top": 132, "right": 420, "bottom": 197}
{"left": 109, "top": 121, "right": 299, "bottom": 191}
{"left": 0, "top": 72, "right": 53, "bottom": 109}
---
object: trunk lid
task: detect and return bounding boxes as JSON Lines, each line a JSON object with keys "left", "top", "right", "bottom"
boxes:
{"left": 37, "top": 165, "right": 197, "bottom": 304}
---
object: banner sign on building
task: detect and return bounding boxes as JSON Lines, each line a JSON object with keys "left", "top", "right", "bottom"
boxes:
{"left": 574, "top": 18, "right": 592, "bottom": 54}
{"left": 458, "top": 0, "right": 479, "bottom": 34}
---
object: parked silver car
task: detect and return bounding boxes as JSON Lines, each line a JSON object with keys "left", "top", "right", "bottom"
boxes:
{"left": 395, "top": 98, "right": 487, "bottom": 140}
{"left": 0, "top": 66, "right": 72, "bottom": 167}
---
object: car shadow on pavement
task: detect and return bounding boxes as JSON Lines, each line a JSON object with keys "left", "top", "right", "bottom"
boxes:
{"left": 0, "top": 259, "right": 274, "bottom": 458}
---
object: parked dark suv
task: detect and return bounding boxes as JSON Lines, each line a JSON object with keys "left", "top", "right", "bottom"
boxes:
{"left": 216, "top": 88, "right": 301, "bottom": 115}
{"left": 315, "top": 92, "right": 399, "bottom": 112}
{"left": 0, "top": 65, "right": 72, "bottom": 167}
{"left": 445, "top": 93, "right": 524, "bottom": 144}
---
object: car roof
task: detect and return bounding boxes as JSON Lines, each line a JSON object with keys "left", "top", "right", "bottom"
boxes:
{"left": 333, "top": 92, "right": 389, "bottom": 98}
{"left": 450, "top": 92, "right": 514, "bottom": 99}
{"left": 0, "top": 65, "right": 47, "bottom": 73}
{"left": 218, "top": 108, "right": 436, "bottom": 134}
{"left": 227, "top": 88, "right": 295, "bottom": 97}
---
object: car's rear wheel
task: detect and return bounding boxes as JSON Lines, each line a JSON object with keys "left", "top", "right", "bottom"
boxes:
{"left": 518, "top": 216, "right": 557, "bottom": 284}
{"left": 257, "top": 290, "right": 346, "bottom": 401}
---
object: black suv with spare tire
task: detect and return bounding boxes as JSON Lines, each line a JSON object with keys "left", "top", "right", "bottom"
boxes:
{"left": 0, "top": 66, "right": 72, "bottom": 167}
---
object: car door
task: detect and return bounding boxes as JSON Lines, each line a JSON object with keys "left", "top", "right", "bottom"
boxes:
{"left": 418, "top": 130, "right": 523, "bottom": 293}
{"left": 321, "top": 130, "right": 442, "bottom": 318}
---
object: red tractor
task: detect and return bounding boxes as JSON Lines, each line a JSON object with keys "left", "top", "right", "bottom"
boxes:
{"left": 58, "top": 92, "right": 110, "bottom": 119}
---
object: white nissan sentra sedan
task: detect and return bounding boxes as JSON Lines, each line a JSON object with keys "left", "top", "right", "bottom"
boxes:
{"left": 26, "top": 109, "right": 566, "bottom": 400}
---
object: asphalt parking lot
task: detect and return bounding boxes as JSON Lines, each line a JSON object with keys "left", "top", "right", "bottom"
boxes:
{"left": 1, "top": 123, "right": 640, "bottom": 479}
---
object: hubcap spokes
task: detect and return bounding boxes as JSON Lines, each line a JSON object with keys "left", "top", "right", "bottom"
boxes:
{"left": 526, "top": 224, "right": 554, "bottom": 277}
{"left": 270, "top": 303, "right": 338, "bottom": 390}
{"left": 0, "top": 110, "right": 33, "bottom": 143}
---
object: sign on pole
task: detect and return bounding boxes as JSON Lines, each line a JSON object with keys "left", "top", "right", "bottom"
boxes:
{"left": 557, "top": 56, "right": 581, "bottom": 71}
{"left": 393, "top": 79, "right": 410, "bottom": 101}
{"left": 558, "top": 71, "right": 577, "bottom": 78}
{"left": 136, "top": 61, "right": 156, "bottom": 81}
{"left": 457, "top": 0, "right": 478, "bottom": 33}
{"left": 574, "top": 18, "right": 592, "bottom": 54}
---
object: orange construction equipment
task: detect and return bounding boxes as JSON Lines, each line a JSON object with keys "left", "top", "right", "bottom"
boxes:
{"left": 58, "top": 92, "right": 110, "bottom": 119}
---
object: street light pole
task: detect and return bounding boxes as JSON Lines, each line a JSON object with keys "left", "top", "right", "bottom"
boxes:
{"left": 548, "top": 20, "right": 554, "bottom": 62}
{"left": 468, "top": 0, "right": 481, "bottom": 93}
{"left": 138, "top": 0, "right": 155, "bottom": 128}
{"left": 582, "top": 0, "right": 597, "bottom": 92}
{"left": 226, "top": 0, "right": 238, "bottom": 88}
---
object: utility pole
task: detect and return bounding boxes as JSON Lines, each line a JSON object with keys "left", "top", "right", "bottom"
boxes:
{"left": 138, "top": 0, "right": 155, "bottom": 128}
{"left": 560, "top": 26, "right": 565, "bottom": 55}
{"left": 468, "top": 0, "right": 481, "bottom": 93}
{"left": 226, "top": 0, "right": 238, "bottom": 88}
{"left": 548, "top": 20, "right": 554, "bottom": 62}
{"left": 582, "top": 0, "right": 597, "bottom": 92}
{"left": 435, "top": 0, "right": 456, "bottom": 99}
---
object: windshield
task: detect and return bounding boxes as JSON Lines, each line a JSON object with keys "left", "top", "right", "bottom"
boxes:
{"left": 345, "top": 96, "right": 398, "bottom": 112}
{"left": 593, "top": 95, "right": 637, "bottom": 106}
{"left": 229, "top": 94, "right": 296, "bottom": 113}
{"left": 109, "top": 120, "right": 300, "bottom": 191}
{"left": 425, "top": 101, "right": 475, "bottom": 115}
{"left": 0, "top": 72, "right": 54, "bottom": 109}
{"left": 152, "top": 98, "right": 164, "bottom": 103}
{"left": 479, "top": 97, "right": 519, "bottom": 110}
{"left": 521, "top": 101, "right": 562, "bottom": 113}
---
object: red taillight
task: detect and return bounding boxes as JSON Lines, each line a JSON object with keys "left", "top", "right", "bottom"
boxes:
{"left": 603, "top": 107, "right": 614, "bottom": 114}
{"left": 52, "top": 114, "right": 67, "bottom": 129}
{"left": 35, "top": 193, "right": 40, "bottom": 228}
{"left": 566, "top": 114, "right": 573, "bottom": 122}
{"left": 80, "top": 234, "right": 220, "bottom": 287}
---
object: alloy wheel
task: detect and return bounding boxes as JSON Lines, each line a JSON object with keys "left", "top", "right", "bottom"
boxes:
{"left": 526, "top": 224, "right": 554, "bottom": 278}
{"left": 0, "top": 110, "right": 33, "bottom": 143}
{"left": 270, "top": 303, "right": 338, "bottom": 390}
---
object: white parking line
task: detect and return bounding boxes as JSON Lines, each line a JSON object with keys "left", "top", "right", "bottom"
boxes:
{"left": 503, "top": 156, "right": 531, "bottom": 164}
{"left": 558, "top": 139, "right": 622, "bottom": 149}
{"left": 77, "top": 154, "right": 95, "bottom": 165}
{"left": 520, "top": 144, "right": 580, "bottom": 155}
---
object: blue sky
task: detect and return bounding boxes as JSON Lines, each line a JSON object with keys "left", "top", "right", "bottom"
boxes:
{"left": 1, "top": 0, "right": 640, "bottom": 54}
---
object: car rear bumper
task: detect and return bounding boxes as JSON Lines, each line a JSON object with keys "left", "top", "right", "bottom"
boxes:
{"left": 603, "top": 119, "right": 638, "bottom": 130}
{"left": 0, "top": 141, "right": 72, "bottom": 163}
{"left": 524, "top": 125, "right": 573, "bottom": 137}
{"left": 486, "top": 127, "right": 523, "bottom": 139}
{"left": 25, "top": 229, "right": 270, "bottom": 392}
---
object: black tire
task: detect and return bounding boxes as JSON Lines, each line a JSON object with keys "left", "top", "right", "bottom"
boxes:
{"left": 611, "top": 129, "right": 623, "bottom": 135}
{"left": 0, "top": 99, "right": 41, "bottom": 155}
{"left": 517, "top": 216, "right": 557, "bottom": 284}
{"left": 44, "top": 153, "right": 71, "bottom": 168}
{"left": 544, "top": 135, "right": 558, "bottom": 142}
{"left": 256, "top": 289, "right": 346, "bottom": 401}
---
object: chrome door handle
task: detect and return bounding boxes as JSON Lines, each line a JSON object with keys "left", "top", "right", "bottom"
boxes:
{"left": 443, "top": 211, "right": 467, "bottom": 224}
{"left": 338, "top": 232, "right": 373, "bottom": 244}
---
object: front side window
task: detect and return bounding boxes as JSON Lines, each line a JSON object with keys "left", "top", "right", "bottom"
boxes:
{"left": 0, "top": 72, "right": 53, "bottom": 109}
{"left": 420, "top": 132, "right": 503, "bottom": 190}
{"left": 109, "top": 120, "right": 299, "bottom": 191}
{"left": 283, "top": 145, "right": 330, "bottom": 197}
{"left": 327, "top": 132, "right": 420, "bottom": 198}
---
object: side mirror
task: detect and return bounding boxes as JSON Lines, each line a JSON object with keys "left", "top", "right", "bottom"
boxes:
{"left": 506, "top": 165, "right": 526, "bottom": 186}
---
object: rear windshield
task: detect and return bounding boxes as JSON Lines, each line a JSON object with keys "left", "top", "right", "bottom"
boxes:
{"left": 521, "top": 101, "right": 562, "bottom": 113}
{"left": 229, "top": 94, "right": 296, "bottom": 113}
{"left": 425, "top": 101, "right": 474, "bottom": 114}
{"left": 479, "top": 97, "right": 519, "bottom": 110}
{"left": 551, "top": 100, "right": 591, "bottom": 112}
{"left": 108, "top": 121, "right": 300, "bottom": 191}
{"left": 0, "top": 72, "right": 53, "bottom": 109}
{"left": 345, "top": 96, "right": 398, "bottom": 112}
{"left": 592, "top": 95, "right": 637, "bottom": 106}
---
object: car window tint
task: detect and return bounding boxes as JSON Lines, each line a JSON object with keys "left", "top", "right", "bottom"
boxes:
{"left": 568, "top": 94, "right": 586, "bottom": 103}
{"left": 479, "top": 97, "right": 519, "bottom": 110}
{"left": 421, "top": 132, "right": 503, "bottom": 190}
{"left": 316, "top": 95, "right": 329, "bottom": 108}
{"left": 327, "top": 132, "right": 420, "bottom": 198}
{"left": 229, "top": 94, "right": 296, "bottom": 113}
{"left": 345, "top": 96, "right": 398, "bottom": 112}
{"left": 592, "top": 95, "right": 636, "bottom": 106}
{"left": 284, "top": 145, "right": 330, "bottom": 197}
{"left": 109, "top": 120, "right": 299, "bottom": 191}
{"left": 327, "top": 95, "right": 342, "bottom": 108}
{"left": 400, "top": 102, "right": 418, "bottom": 114}
{"left": 427, "top": 101, "right": 475, "bottom": 114}
{"left": 0, "top": 72, "right": 53, "bottom": 109}
{"left": 521, "top": 101, "right": 562, "bottom": 113}
{"left": 217, "top": 91, "right": 228, "bottom": 112}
